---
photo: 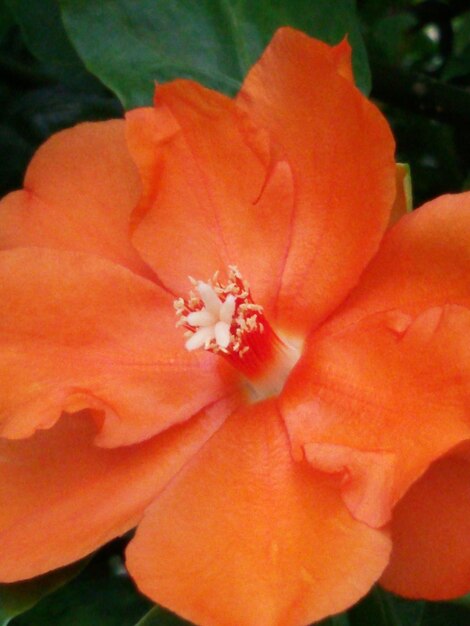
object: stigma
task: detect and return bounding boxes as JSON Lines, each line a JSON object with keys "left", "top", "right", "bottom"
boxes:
{"left": 174, "top": 266, "right": 299, "bottom": 396}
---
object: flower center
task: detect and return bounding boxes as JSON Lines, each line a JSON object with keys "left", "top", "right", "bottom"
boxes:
{"left": 174, "top": 266, "right": 299, "bottom": 397}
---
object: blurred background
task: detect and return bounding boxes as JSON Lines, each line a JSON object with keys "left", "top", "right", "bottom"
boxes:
{"left": 0, "top": 1, "right": 469, "bottom": 624}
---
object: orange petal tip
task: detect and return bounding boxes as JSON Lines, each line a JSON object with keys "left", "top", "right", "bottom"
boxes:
{"left": 305, "top": 443, "right": 396, "bottom": 528}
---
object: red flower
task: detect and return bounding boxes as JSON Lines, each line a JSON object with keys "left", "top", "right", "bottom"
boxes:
{"left": 0, "top": 27, "right": 469, "bottom": 626}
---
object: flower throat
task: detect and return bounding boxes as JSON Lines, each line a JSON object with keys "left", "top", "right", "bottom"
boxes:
{"left": 174, "top": 266, "right": 298, "bottom": 397}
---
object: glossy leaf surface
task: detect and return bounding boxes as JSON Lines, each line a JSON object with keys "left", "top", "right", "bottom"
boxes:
{"left": 0, "top": 559, "right": 88, "bottom": 625}
{"left": 59, "top": 0, "right": 370, "bottom": 107}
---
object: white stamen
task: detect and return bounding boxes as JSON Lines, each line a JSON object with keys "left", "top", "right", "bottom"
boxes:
{"left": 178, "top": 269, "right": 264, "bottom": 355}
{"left": 181, "top": 280, "right": 238, "bottom": 351}
{"left": 197, "top": 282, "right": 222, "bottom": 316}
{"left": 185, "top": 326, "right": 215, "bottom": 351}
{"left": 187, "top": 310, "right": 217, "bottom": 327}
{"left": 214, "top": 321, "right": 231, "bottom": 348}
{"left": 219, "top": 294, "right": 236, "bottom": 324}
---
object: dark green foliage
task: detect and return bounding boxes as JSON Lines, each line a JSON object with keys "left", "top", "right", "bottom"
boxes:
{"left": 0, "top": 558, "right": 90, "bottom": 625}
{"left": 10, "top": 542, "right": 152, "bottom": 626}
{"left": 58, "top": 0, "right": 370, "bottom": 107}
{"left": 360, "top": 0, "right": 470, "bottom": 204}
{"left": 0, "top": 7, "right": 121, "bottom": 196}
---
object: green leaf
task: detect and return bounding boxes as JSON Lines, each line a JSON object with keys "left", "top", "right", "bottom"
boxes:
{"left": 135, "top": 605, "right": 192, "bottom": 626}
{"left": 442, "top": 44, "right": 470, "bottom": 82}
{"left": 348, "top": 587, "right": 425, "bottom": 626}
{"left": 0, "top": 558, "right": 89, "bottom": 626}
{"left": 5, "top": 0, "right": 95, "bottom": 86}
{"left": 365, "top": 13, "right": 418, "bottom": 67}
{"left": 384, "top": 104, "right": 466, "bottom": 207}
{"left": 0, "top": 0, "right": 13, "bottom": 41}
{"left": 453, "top": 11, "right": 470, "bottom": 57}
{"left": 11, "top": 550, "right": 151, "bottom": 626}
{"left": 453, "top": 593, "right": 470, "bottom": 608}
{"left": 421, "top": 600, "right": 470, "bottom": 625}
{"left": 317, "top": 613, "right": 351, "bottom": 626}
{"left": 58, "top": 0, "right": 370, "bottom": 109}
{"left": 0, "top": 23, "right": 122, "bottom": 195}
{"left": 134, "top": 606, "right": 352, "bottom": 626}
{"left": 396, "top": 162, "right": 413, "bottom": 213}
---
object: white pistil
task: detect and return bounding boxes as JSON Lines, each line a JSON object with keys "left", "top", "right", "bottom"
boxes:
{"left": 185, "top": 326, "right": 215, "bottom": 351}
{"left": 184, "top": 282, "right": 236, "bottom": 351}
{"left": 186, "top": 310, "right": 216, "bottom": 327}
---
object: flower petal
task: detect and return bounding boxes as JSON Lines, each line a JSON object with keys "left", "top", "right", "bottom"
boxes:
{"left": 304, "top": 443, "right": 396, "bottom": 528}
{"left": 126, "top": 399, "right": 391, "bottom": 626}
{"left": 0, "top": 248, "right": 236, "bottom": 446}
{"left": 381, "top": 443, "right": 470, "bottom": 599}
{"left": 281, "top": 305, "right": 470, "bottom": 528}
{"left": 323, "top": 192, "right": 470, "bottom": 334}
{"left": 237, "top": 27, "right": 396, "bottom": 335}
{"left": 126, "top": 83, "right": 297, "bottom": 322}
{"left": 293, "top": 193, "right": 470, "bottom": 534}
{"left": 0, "top": 399, "right": 232, "bottom": 581}
{"left": 0, "top": 120, "right": 150, "bottom": 277}
{"left": 329, "top": 38, "right": 355, "bottom": 83}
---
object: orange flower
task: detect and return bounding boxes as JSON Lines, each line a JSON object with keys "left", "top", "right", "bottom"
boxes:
{"left": 0, "top": 26, "right": 469, "bottom": 626}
